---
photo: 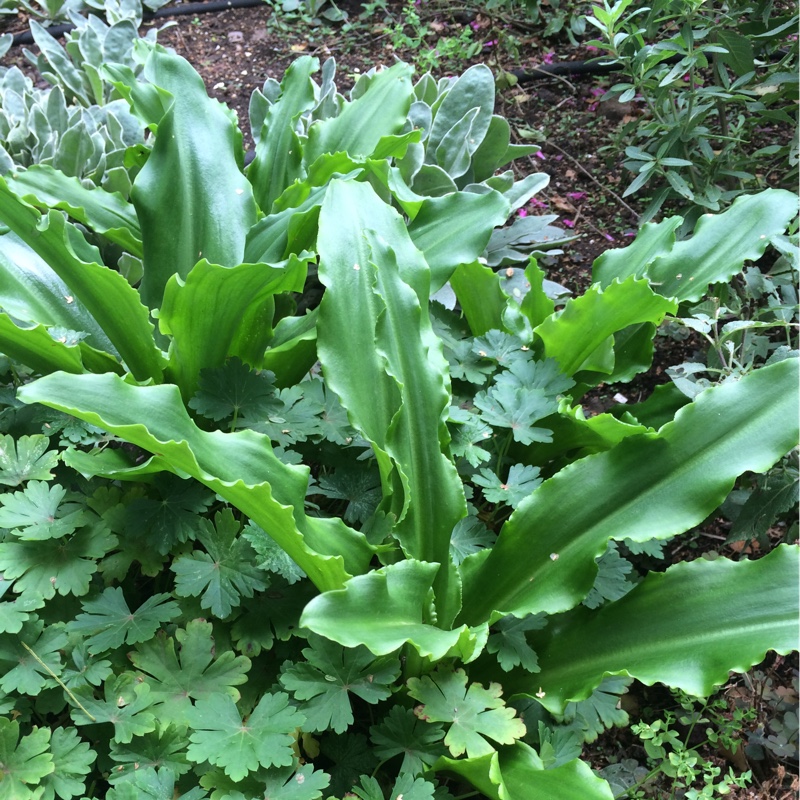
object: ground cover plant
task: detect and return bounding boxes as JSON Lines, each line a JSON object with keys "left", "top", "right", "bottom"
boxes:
{"left": 0, "top": 33, "right": 797, "bottom": 798}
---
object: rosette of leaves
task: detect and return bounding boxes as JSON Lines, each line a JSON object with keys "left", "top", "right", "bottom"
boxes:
{"left": 0, "top": 44, "right": 797, "bottom": 800}
{"left": 0, "top": 67, "right": 144, "bottom": 193}
{"left": 22, "top": 5, "right": 167, "bottom": 107}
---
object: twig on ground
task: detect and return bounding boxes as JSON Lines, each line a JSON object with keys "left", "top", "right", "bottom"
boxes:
{"left": 533, "top": 143, "right": 642, "bottom": 221}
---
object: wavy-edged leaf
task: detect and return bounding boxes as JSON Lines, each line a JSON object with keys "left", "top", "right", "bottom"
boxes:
{"left": 17, "top": 372, "right": 372, "bottom": 592}
{"left": 247, "top": 55, "right": 318, "bottom": 213}
{"left": 159, "top": 255, "right": 309, "bottom": 398}
{"left": 317, "top": 180, "right": 465, "bottom": 613}
{"left": 526, "top": 401, "right": 649, "bottom": 464}
{"left": 408, "top": 191, "right": 511, "bottom": 292}
{"left": 534, "top": 277, "right": 677, "bottom": 377}
{"left": 0, "top": 314, "right": 87, "bottom": 376}
{"left": 449, "top": 260, "right": 507, "bottom": 336}
{"left": 458, "top": 357, "right": 799, "bottom": 624}
{"left": 63, "top": 447, "right": 178, "bottom": 481}
{"left": 434, "top": 744, "right": 613, "bottom": 800}
{"left": 304, "top": 62, "right": 413, "bottom": 165}
{"left": 300, "top": 560, "right": 485, "bottom": 662}
{"left": 522, "top": 545, "right": 800, "bottom": 713}
{"left": 6, "top": 165, "right": 142, "bottom": 256}
{"left": 593, "top": 190, "right": 798, "bottom": 302}
{"left": 0, "top": 179, "right": 163, "bottom": 381}
{"left": 592, "top": 216, "right": 682, "bottom": 287}
{"left": 130, "top": 46, "right": 257, "bottom": 309}
{"left": 0, "top": 231, "right": 115, "bottom": 354}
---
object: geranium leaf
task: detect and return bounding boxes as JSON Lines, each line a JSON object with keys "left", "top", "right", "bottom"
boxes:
{"left": 188, "top": 358, "right": 280, "bottom": 423}
{"left": 106, "top": 766, "right": 207, "bottom": 800}
{"left": 449, "top": 413, "right": 493, "bottom": 469}
{"left": 445, "top": 339, "right": 493, "bottom": 385}
{"left": 0, "top": 524, "right": 116, "bottom": 599}
{"left": 243, "top": 522, "right": 307, "bottom": 585}
{"left": 319, "top": 733, "right": 377, "bottom": 798}
{"left": 449, "top": 516, "right": 495, "bottom": 566}
{"left": 0, "top": 619, "right": 67, "bottom": 694}
{"left": 124, "top": 475, "right": 215, "bottom": 555}
{"left": 0, "top": 434, "right": 59, "bottom": 486}
{"left": 407, "top": 668, "right": 526, "bottom": 758}
{"left": 280, "top": 635, "right": 400, "bottom": 733}
{"left": 472, "top": 330, "right": 528, "bottom": 366}
{"left": 130, "top": 620, "right": 250, "bottom": 724}
{"left": 171, "top": 508, "right": 269, "bottom": 619}
{"left": 39, "top": 727, "right": 95, "bottom": 800}
{"left": 473, "top": 464, "right": 543, "bottom": 509}
{"left": 474, "top": 382, "right": 557, "bottom": 445}
{"left": 230, "top": 580, "right": 316, "bottom": 656}
{"left": 109, "top": 726, "right": 192, "bottom": 783}
{"left": 60, "top": 642, "right": 112, "bottom": 690}
{"left": 369, "top": 706, "right": 446, "bottom": 776}
{"left": 486, "top": 614, "right": 546, "bottom": 673}
{"left": 68, "top": 587, "right": 181, "bottom": 654}
{"left": 186, "top": 692, "right": 304, "bottom": 781}
{"left": 557, "top": 677, "right": 631, "bottom": 743}
{"left": 0, "top": 481, "right": 86, "bottom": 540}
{"left": 0, "top": 717, "right": 53, "bottom": 799}
{"left": 0, "top": 579, "right": 43, "bottom": 634}
{"left": 223, "top": 764, "right": 332, "bottom": 800}
{"left": 582, "top": 543, "right": 636, "bottom": 610}
{"left": 69, "top": 675, "right": 156, "bottom": 743}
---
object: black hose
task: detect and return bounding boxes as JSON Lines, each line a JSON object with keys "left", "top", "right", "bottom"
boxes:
{"left": 509, "top": 59, "right": 621, "bottom": 82}
{"left": 8, "top": 0, "right": 265, "bottom": 47}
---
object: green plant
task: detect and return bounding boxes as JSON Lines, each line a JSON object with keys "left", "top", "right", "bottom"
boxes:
{"left": 22, "top": 7, "right": 168, "bottom": 107}
{"left": 586, "top": 0, "right": 799, "bottom": 221}
{"left": 0, "top": 67, "right": 144, "bottom": 193}
{"left": 601, "top": 689, "right": 755, "bottom": 798}
{"left": 0, "top": 46, "right": 797, "bottom": 799}
{"left": 477, "top": 0, "right": 588, "bottom": 41}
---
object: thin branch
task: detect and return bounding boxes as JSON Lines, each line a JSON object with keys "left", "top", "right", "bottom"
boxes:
{"left": 20, "top": 641, "right": 96, "bottom": 722}
{"left": 533, "top": 144, "right": 642, "bottom": 221}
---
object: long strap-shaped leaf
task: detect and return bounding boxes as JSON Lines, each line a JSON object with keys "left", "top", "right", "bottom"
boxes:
{"left": 458, "top": 357, "right": 799, "bottom": 624}
{"left": 593, "top": 189, "right": 798, "bottom": 302}
{"left": 518, "top": 544, "right": 800, "bottom": 713}
{"left": 129, "top": 47, "right": 258, "bottom": 310}
{"left": 17, "top": 373, "right": 372, "bottom": 592}
{"left": 158, "top": 255, "right": 310, "bottom": 399}
{"left": 300, "top": 560, "right": 485, "bottom": 662}
{"left": 247, "top": 56, "right": 319, "bottom": 214}
{"left": 0, "top": 230, "right": 115, "bottom": 354}
{"left": 435, "top": 744, "right": 613, "bottom": 800}
{"left": 5, "top": 165, "right": 142, "bottom": 257}
{"left": 303, "top": 63, "right": 414, "bottom": 166}
{"left": 534, "top": 277, "right": 678, "bottom": 377}
{"left": 0, "top": 179, "right": 164, "bottom": 382}
{"left": 316, "top": 181, "right": 466, "bottom": 616}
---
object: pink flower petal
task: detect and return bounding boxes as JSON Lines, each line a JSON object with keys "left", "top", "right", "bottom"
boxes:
{"left": 535, "top": 151, "right": 546, "bottom": 160}
{"left": 566, "top": 192, "right": 587, "bottom": 200}
{"left": 563, "top": 219, "right": 575, "bottom": 228}
{"left": 518, "top": 208, "right": 528, "bottom": 217}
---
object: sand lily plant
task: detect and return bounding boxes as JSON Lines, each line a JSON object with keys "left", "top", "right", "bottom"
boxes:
{"left": 0, "top": 45, "right": 797, "bottom": 799}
